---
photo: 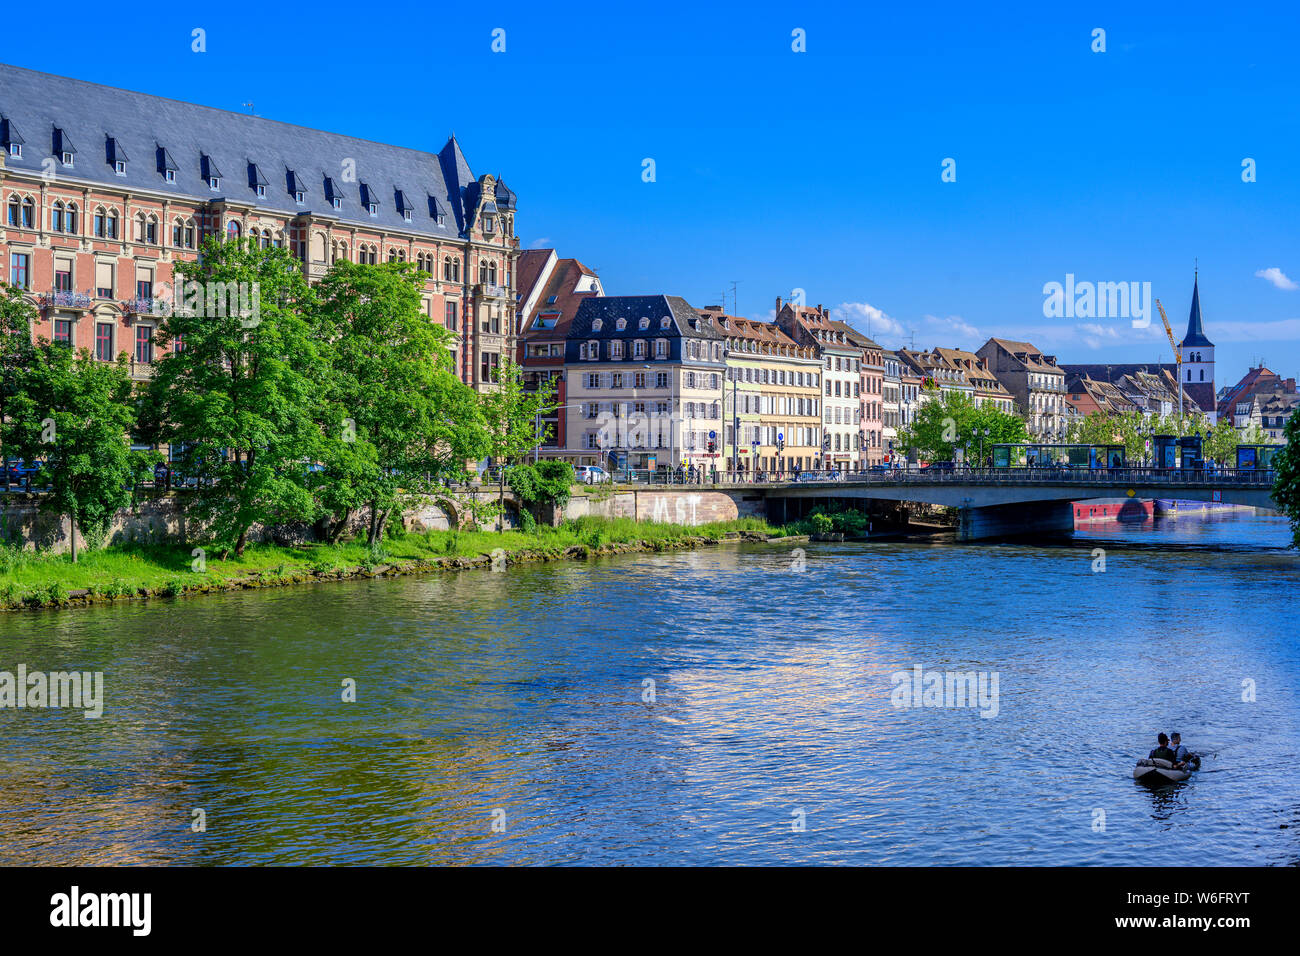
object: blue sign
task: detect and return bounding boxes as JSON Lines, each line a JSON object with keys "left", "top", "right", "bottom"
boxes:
{"left": 708, "top": 430, "right": 716, "bottom": 440}
{"left": 777, "top": 432, "right": 784, "bottom": 442}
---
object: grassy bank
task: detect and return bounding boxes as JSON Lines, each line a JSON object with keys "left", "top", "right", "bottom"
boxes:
{"left": 0, "top": 515, "right": 791, "bottom": 611}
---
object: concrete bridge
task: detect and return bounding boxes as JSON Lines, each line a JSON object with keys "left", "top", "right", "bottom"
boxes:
{"left": 584, "top": 468, "right": 1280, "bottom": 541}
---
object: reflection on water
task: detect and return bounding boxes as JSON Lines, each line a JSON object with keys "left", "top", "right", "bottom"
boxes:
{"left": 1, "top": 512, "right": 1297, "bottom": 865}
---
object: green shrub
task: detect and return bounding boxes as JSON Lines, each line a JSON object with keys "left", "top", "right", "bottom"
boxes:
{"left": 163, "top": 579, "right": 186, "bottom": 597}
{"left": 809, "top": 512, "right": 834, "bottom": 535}
{"left": 519, "top": 509, "right": 537, "bottom": 533}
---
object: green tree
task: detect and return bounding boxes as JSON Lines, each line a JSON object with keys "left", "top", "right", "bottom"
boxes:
{"left": 314, "top": 260, "right": 487, "bottom": 545}
{"left": 506, "top": 459, "right": 575, "bottom": 518}
{"left": 897, "top": 386, "right": 1027, "bottom": 463}
{"left": 0, "top": 283, "right": 37, "bottom": 441}
{"left": 479, "top": 358, "right": 555, "bottom": 530}
{"left": 1065, "top": 411, "right": 1125, "bottom": 446}
{"left": 140, "top": 238, "right": 324, "bottom": 557}
{"left": 1272, "top": 411, "right": 1300, "bottom": 546}
{"left": 1203, "top": 416, "right": 1241, "bottom": 466}
{"left": 3, "top": 343, "right": 154, "bottom": 562}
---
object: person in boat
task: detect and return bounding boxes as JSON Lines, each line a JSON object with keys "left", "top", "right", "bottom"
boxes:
{"left": 1170, "top": 732, "right": 1192, "bottom": 769}
{"left": 1148, "top": 732, "right": 1176, "bottom": 762}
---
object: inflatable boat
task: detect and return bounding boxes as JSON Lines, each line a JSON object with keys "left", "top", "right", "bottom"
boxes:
{"left": 1133, "top": 755, "right": 1200, "bottom": 785}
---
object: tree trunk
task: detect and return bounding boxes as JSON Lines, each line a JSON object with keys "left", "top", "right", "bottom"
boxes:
{"left": 498, "top": 472, "right": 505, "bottom": 532}
{"left": 69, "top": 515, "right": 78, "bottom": 564}
{"left": 368, "top": 499, "right": 381, "bottom": 547}
{"left": 330, "top": 508, "right": 353, "bottom": 544}
{"left": 234, "top": 527, "right": 248, "bottom": 558}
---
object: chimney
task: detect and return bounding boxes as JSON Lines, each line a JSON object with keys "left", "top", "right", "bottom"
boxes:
{"left": 775, "top": 296, "right": 783, "bottom": 313}
{"left": 816, "top": 304, "right": 823, "bottom": 316}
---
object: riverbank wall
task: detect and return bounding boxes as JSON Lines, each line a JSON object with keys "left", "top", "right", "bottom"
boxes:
{"left": 1, "top": 529, "right": 790, "bottom": 613}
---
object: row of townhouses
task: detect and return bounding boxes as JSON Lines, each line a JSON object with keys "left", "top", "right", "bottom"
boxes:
{"left": 5, "top": 66, "right": 1292, "bottom": 473}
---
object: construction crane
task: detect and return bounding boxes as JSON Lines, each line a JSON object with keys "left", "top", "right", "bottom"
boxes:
{"left": 1155, "top": 298, "right": 1184, "bottom": 417}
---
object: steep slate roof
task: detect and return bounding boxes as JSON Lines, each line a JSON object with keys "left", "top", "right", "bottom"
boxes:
{"left": 1181, "top": 275, "right": 1214, "bottom": 348}
{"left": 0, "top": 62, "right": 480, "bottom": 240}
{"left": 569, "top": 295, "right": 715, "bottom": 340}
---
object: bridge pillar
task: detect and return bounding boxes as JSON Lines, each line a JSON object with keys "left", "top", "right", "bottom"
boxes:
{"left": 956, "top": 500, "right": 1074, "bottom": 542}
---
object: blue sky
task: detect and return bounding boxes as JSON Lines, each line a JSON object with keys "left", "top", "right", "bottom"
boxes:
{"left": 4, "top": 1, "right": 1299, "bottom": 385}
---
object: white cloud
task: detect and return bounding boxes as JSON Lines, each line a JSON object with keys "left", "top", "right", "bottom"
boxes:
{"left": 528, "top": 237, "right": 553, "bottom": 249}
{"left": 1255, "top": 267, "right": 1297, "bottom": 291}
{"left": 922, "top": 313, "right": 980, "bottom": 344}
{"left": 1207, "top": 318, "right": 1300, "bottom": 341}
{"left": 831, "top": 301, "right": 906, "bottom": 341}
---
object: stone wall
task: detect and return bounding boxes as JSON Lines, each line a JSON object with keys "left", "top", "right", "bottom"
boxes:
{"left": 560, "top": 488, "right": 766, "bottom": 526}
{"left": 1, "top": 485, "right": 760, "bottom": 554}
{"left": 0, "top": 492, "right": 499, "bottom": 555}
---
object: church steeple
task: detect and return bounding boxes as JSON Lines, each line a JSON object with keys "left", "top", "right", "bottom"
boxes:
{"left": 1181, "top": 271, "right": 1213, "bottom": 348}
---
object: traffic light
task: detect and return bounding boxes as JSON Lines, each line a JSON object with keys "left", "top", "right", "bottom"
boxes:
{"left": 707, "top": 438, "right": 717, "bottom": 453}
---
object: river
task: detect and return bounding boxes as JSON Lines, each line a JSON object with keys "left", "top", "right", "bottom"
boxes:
{"left": 1, "top": 511, "right": 1297, "bottom": 865}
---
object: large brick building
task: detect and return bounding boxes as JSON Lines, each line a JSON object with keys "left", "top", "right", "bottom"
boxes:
{"left": 0, "top": 63, "right": 518, "bottom": 392}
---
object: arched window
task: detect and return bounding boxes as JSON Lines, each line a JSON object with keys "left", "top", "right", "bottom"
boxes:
{"left": 21, "top": 197, "right": 35, "bottom": 229}
{"left": 51, "top": 200, "right": 65, "bottom": 232}
{"left": 478, "top": 260, "right": 488, "bottom": 284}
{"left": 488, "top": 261, "right": 497, "bottom": 284}
{"left": 1199, "top": 369, "right": 1205, "bottom": 381}
{"left": 227, "top": 221, "right": 241, "bottom": 241}
{"left": 65, "top": 202, "right": 78, "bottom": 234}
{"left": 5, "top": 195, "right": 18, "bottom": 227}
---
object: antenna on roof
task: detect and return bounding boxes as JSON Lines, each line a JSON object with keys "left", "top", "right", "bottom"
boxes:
{"left": 730, "top": 280, "right": 739, "bottom": 317}
{"left": 242, "top": 101, "right": 255, "bottom": 115}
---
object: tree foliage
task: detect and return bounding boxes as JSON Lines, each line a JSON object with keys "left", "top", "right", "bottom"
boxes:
{"left": 896, "top": 386, "right": 1028, "bottom": 463}
{"left": 140, "top": 238, "right": 324, "bottom": 556}
{"left": 479, "top": 358, "right": 555, "bottom": 529}
{"left": 0, "top": 282, "right": 37, "bottom": 434}
{"left": 313, "top": 260, "right": 486, "bottom": 544}
{"left": 3, "top": 343, "right": 154, "bottom": 561}
{"left": 1271, "top": 411, "right": 1300, "bottom": 546}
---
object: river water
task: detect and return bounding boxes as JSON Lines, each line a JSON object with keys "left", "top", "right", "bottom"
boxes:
{"left": 1, "top": 512, "right": 1297, "bottom": 866}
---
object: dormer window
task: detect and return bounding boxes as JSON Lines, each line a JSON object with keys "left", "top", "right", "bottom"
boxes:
{"left": 165, "top": 169, "right": 176, "bottom": 182}
{"left": 209, "top": 177, "right": 221, "bottom": 191}
{"left": 639, "top": 317, "right": 650, "bottom": 330}
{"left": 403, "top": 209, "right": 412, "bottom": 222}
{"left": 367, "top": 202, "right": 378, "bottom": 216}
{"left": 257, "top": 184, "right": 267, "bottom": 197}
{"left": 591, "top": 318, "right": 603, "bottom": 331}
{"left": 660, "top": 317, "right": 670, "bottom": 329}
{"left": 295, "top": 190, "right": 305, "bottom": 204}
{"left": 62, "top": 152, "right": 74, "bottom": 166}
{"left": 8, "top": 144, "right": 19, "bottom": 158}
{"left": 114, "top": 160, "right": 126, "bottom": 175}
{"left": 332, "top": 197, "right": 341, "bottom": 210}
{"left": 615, "top": 318, "right": 627, "bottom": 330}
{"left": 483, "top": 216, "right": 495, "bottom": 233}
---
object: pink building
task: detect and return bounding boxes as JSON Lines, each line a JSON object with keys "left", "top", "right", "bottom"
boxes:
{"left": 1, "top": 63, "right": 518, "bottom": 392}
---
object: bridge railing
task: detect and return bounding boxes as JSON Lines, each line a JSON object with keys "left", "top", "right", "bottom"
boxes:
{"left": 553, "top": 466, "right": 1280, "bottom": 489}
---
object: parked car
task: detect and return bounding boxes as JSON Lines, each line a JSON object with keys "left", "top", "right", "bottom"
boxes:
{"left": 868, "top": 464, "right": 891, "bottom": 473}
{"left": 4, "top": 459, "right": 44, "bottom": 488}
{"left": 574, "top": 465, "right": 611, "bottom": 484}
{"left": 921, "top": 461, "right": 956, "bottom": 473}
